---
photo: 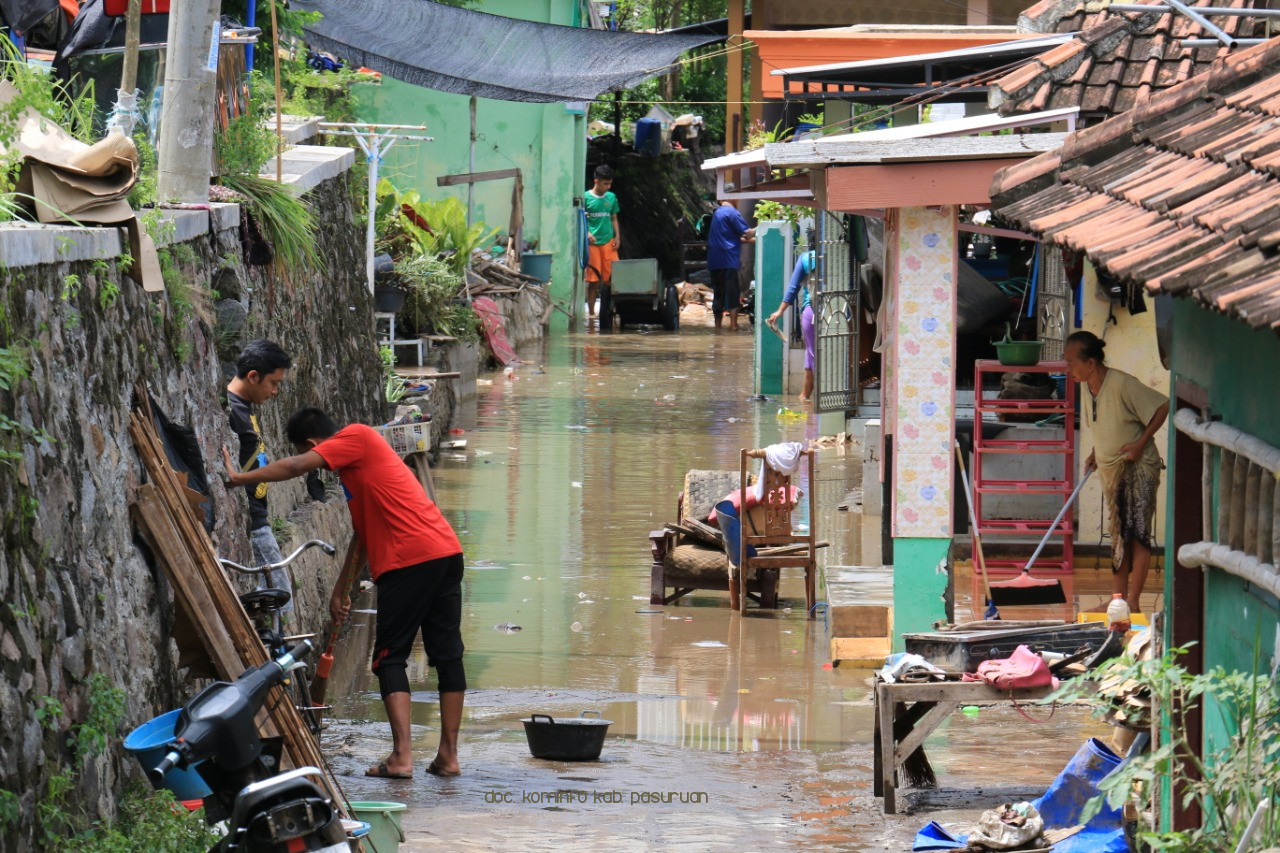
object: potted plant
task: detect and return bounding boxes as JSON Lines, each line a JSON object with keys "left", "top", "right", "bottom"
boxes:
{"left": 372, "top": 253, "right": 407, "bottom": 312}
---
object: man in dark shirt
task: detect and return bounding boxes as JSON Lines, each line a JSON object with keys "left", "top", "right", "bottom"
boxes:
{"left": 226, "top": 339, "right": 294, "bottom": 613}
{"left": 706, "top": 200, "right": 755, "bottom": 331}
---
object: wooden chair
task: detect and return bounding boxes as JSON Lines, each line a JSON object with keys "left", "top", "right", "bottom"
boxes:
{"left": 650, "top": 469, "right": 778, "bottom": 608}
{"left": 730, "top": 447, "right": 818, "bottom": 617}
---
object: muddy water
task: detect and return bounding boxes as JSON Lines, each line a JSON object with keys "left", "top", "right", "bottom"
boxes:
{"left": 323, "top": 314, "right": 1104, "bottom": 851}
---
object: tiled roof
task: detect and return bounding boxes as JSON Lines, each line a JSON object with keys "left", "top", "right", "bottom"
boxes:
{"left": 990, "top": 38, "right": 1280, "bottom": 333}
{"left": 989, "top": 0, "right": 1270, "bottom": 120}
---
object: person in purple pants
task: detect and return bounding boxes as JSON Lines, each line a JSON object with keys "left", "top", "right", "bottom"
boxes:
{"left": 768, "top": 250, "right": 817, "bottom": 402}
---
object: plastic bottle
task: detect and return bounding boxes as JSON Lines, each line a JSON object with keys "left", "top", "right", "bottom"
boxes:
{"left": 1106, "top": 593, "right": 1131, "bottom": 633}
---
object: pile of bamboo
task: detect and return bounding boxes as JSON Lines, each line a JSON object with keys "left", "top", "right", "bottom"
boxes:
{"left": 128, "top": 397, "right": 347, "bottom": 811}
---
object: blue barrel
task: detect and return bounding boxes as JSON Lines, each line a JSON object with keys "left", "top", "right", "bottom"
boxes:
{"left": 124, "top": 710, "right": 212, "bottom": 800}
{"left": 519, "top": 251, "right": 553, "bottom": 284}
{"left": 634, "top": 118, "right": 662, "bottom": 156}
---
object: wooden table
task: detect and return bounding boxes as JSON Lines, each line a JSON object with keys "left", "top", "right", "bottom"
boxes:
{"left": 873, "top": 678, "right": 1056, "bottom": 814}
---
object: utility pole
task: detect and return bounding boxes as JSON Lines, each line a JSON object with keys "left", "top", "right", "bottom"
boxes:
{"left": 156, "top": 0, "right": 224, "bottom": 202}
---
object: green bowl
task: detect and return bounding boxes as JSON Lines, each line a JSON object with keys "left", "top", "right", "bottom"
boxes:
{"left": 994, "top": 340, "right": 1043, "bottom": 366}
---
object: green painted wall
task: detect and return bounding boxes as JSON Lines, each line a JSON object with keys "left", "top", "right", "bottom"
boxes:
{"left": 892, "top": 537, "right": 950, "bottom": 650}
{"left": 352, "top": 0, "right": 588, "bottom": 332}
{"left": 1168, "top": 299, "right": 1280, "bottom": 757}
{"left": 753, "top": 222, "right": 788, "bottom": 396}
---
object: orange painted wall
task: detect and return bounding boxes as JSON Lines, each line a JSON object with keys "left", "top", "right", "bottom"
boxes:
{"left": 747, "top": 30, "right": 1036, "bottom": 99}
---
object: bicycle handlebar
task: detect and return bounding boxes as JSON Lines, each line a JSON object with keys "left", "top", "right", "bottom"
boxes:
{"left": 219, "top": 538, "right": 336, "bottom": 575}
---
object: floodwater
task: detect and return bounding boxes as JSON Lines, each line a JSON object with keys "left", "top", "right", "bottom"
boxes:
{"left": 321, "top": 307, "right": 1104, "bottom": 851}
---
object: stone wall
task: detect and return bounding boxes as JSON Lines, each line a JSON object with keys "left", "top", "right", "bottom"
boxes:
{"left": 0, "top": 169, "right": 384, "bottom": 850}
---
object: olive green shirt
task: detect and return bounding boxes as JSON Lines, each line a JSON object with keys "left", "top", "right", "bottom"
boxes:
{"left": 1085, "top": 368, "right": 1165, "bottom": 491}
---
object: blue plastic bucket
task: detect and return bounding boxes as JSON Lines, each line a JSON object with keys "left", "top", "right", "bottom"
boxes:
{"left": 1032, "top": 737, "right": 1126, "bottom": 853}
{"left": 519, "top": 251, "right": 553, "bottom": 284}
{"left": 123, "top": 710, "right": 212, "bottom": 800}
{"left": 634, "top": 118, "right": 662, "bottom": 156}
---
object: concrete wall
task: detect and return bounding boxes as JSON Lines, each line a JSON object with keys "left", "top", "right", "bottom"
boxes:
{"left": 0, "top": 167, "right": 385, "bottom": 848}
{"left": 352, "top": 0, "right": 588, "bottom": 332}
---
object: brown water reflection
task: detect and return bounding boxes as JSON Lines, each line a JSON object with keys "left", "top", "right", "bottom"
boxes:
{"left": 323, "top": 319, "right": 1102, "bottom": 850}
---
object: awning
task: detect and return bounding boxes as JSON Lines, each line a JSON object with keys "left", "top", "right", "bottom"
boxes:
{"left": 777, "top": 34, "right": 1072, "bottom": 104}
{"left": 295, "top": 0, "right": 721, "bottom": 103}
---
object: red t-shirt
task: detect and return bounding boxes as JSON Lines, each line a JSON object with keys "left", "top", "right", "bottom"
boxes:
{"left": 313, "top": 424, "right": 461, "bottom": 580}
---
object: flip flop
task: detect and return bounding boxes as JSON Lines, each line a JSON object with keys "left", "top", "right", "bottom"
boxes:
{"left": 426, "top": 759, "right": 460, "bottom": 778}
{"left": 365, "top": 761, "right": 412, "bottom": 780}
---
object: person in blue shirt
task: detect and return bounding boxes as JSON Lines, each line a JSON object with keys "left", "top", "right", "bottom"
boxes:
{"left": 768, "top": 250, "right": 817, "bottom": 402}
{"left": 706, "top": 200, "right": 755, "bottom": 331}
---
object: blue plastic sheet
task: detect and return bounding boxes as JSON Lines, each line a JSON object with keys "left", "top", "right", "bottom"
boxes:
{"left": 913, "top": 820, "right": 966, "bottom": 850}
{"left": 1032, "top": 737, "right": 1127, "bottom": 853}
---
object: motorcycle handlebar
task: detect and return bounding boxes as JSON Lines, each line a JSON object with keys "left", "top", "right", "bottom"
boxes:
{"left": 150, "top": 750, "right": 181, "bottom": 783}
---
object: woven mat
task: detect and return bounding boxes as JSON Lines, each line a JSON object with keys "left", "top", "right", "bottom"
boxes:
{"left": 682, "top": 469, "right": 742, "bottom": 523}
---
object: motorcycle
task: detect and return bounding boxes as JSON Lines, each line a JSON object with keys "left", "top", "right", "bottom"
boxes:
{"left": 150, "top": 640, "right": 352, "bottom": 852}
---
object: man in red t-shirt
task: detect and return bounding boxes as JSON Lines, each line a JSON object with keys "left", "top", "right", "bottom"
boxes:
{"left": 224, "top": 407, "right": 465, "bottom": 779}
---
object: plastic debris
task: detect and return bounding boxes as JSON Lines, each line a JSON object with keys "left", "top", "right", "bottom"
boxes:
{"left": 570, "top": 622, "right": 583, "bottom": 633}
{"left": 492, "top": 622, "right": 522, "bottom": 633}
{"left": 692, "top": 641, "right": 727, "bottom": 648}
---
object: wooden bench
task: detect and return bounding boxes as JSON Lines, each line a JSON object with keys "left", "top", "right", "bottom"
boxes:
{"left": 873, "top": 678, "right": 1057, "bottom": 814}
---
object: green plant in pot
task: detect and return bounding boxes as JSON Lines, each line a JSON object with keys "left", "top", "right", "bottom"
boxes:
{"left": 993, "top": 321, "right": 1043, "bottom": 366}
{"left": 394, "top": 253, "right": 480, "bottom": 342}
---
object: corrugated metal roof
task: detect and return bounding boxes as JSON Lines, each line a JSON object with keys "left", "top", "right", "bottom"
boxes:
{"left": 990, "top": 37, "right": 1280, "bottom": 332}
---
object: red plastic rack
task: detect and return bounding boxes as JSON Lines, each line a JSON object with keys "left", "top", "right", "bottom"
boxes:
{"left": 970, "top": 360, "right": 1076, "bottom": 617}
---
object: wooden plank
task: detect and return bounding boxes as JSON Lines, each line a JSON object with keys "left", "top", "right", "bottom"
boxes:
{"left": 133, "top": 486, "right": 244, "bottom": 677}
{"left": 830, "top": 604, "right": 890, "bottom": 640}
{"left": 436, "top": 168, "right": 520, "bottom": 186}
{"left": 894, "top": 701, "right": 958, "bottom": 767}
{"left": 830, "top": 637, "right": 891, "bottom": 666}
{"left": 876, "top": 683, "right": 898, "bottom": 813}
{"left": 880, "top": 680, "right": 1056, "bottom": 704}
{"left": 128, "top": 409, "right": 346, "bottom": 811}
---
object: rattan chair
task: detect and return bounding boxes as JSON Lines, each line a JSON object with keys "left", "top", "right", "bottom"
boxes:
{"left": 649, "top": 469, "right": 777, "bottom": 607}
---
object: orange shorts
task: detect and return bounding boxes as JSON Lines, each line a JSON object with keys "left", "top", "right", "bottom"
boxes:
{"left": 586, "top": 241, "right": 618, "bottom": 284}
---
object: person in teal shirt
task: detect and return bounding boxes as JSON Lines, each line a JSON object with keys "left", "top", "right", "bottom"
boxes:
{"left": 583, "top": 164, "right": 620, "bottom": 321}
{"left": 768, "top": 250, "right": 817, "bottom": 402}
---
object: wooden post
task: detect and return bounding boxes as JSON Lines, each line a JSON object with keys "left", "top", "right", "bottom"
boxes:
{"left": 120, "top": 0, "right": 143, "bottom": 94}
{"left": 726, "top": 0, "right": 745, "bottom": 152}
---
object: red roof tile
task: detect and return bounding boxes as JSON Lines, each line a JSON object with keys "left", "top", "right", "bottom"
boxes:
{"left": 991, "top": 38, "right": 1280, "bottom": 333}
{"left": 990, "top": 0, "right": 1271, "bottom": 122}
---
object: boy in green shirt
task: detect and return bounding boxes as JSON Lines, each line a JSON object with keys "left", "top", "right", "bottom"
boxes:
{"left": 583, "top": 164, "right": 620, "bottom": 319}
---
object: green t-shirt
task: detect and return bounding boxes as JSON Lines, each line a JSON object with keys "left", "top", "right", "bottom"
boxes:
{"left": 583, "top": 190, "right": 620, "bottom": 244}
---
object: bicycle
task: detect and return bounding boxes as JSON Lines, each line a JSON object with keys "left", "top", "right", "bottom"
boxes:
{"left": 219, "top": 538, "right": 336, "bottom": 737}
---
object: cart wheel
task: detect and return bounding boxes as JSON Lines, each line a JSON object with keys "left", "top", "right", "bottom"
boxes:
{"left": 597, "top": 284, "right": 612, "bottom": 333}
{"left": 662, "top": 284, "right": 680, "bottom": 331}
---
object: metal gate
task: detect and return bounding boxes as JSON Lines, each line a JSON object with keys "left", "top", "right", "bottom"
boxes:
{"left": 814, "top": 211, "right": 861, "bottom": 414}
{"left": 1038, "top": 246, "right": 1070, "bottom": 362}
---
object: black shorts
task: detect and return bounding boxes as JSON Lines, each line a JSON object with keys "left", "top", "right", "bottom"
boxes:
{"left": 371, "top": 553, "right": 465, "bottom": 675}
{"left": 710, "top": 268, "right": 740, "bottom": 315}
